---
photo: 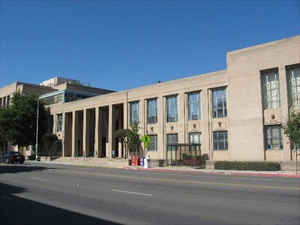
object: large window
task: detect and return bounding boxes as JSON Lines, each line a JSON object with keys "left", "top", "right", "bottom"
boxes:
{"left": 189, "top": 132, "right": 201, "bottom": 144}
{"left": 213, "top": 131, "right": 228, "bottom": 151}
{"left": 130, "top": 101, "right": 139, "bottom": 125}
{"left": 167, "top": 134, "right": 178, "bottom": 151}
{"left": 56, "top": 114, "right": 63, "bottom": 132}
{"left": 265, "top": 125, "right": 282, "bottom": 150}
{"left": 147, "top": 98, "right": 157, "bottom": 124}
{"left": 166, "top": 95, "right": 178, "bottom": 122}
{"left": 148, "top": 135, "right": 157, "bottom": 151}
{"left": 262, "top": 69, "right": 280, "bottom": 109}
{"left": 212, "top": 88, "right": 227, "bottom": 118}
{"left": 287, "top": 65, "right": 300, "bottom": 107}
{"left": 188, "top": 92, "right": 201, "bottom": 120}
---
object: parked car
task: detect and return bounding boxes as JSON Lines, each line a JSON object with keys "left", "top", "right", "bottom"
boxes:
{"left": 3, "top": 151, "right": 25, "bottom": 164}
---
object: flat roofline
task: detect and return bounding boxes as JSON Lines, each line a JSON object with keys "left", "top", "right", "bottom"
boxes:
{"left": 228, "top": 35, "right": 300, "bottom": 55}
{"left": 17, "top": 81, "right": 56, "bottom": 89}
{"left": 0, "top": 81, "right": 55, "bottom": 90}
{"left": 65, "top": 82, "right": 115, "bottom": 92}
{"left": 61, "top": 69, "right": 227, "bottom": 107}
{"left": 116, "top": 69, "right": 227, "bottom": 93}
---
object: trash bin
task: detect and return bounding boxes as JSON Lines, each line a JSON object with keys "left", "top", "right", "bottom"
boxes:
{"left": 132, "top": 156, "right": 138, "bottom": 166}
{"left": 144, "top": 155, "right": 150, "bottom": 168}
{"left": 139, "top": 157, "right": 144, "bottom": 166}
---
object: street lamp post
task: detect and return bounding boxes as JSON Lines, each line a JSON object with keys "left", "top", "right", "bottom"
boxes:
{"left": 35, "top": 98, "right": 39, "bottom": 160}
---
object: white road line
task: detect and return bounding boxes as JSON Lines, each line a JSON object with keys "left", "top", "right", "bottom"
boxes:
{"left": 29, "top": 177, "right": 46, "bottom": 182}
{"left": 112, "top": 189, "right": 153, "bottom": 197}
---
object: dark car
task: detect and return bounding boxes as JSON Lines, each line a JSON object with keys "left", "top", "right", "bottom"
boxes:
{"left": 3, "top": 151, "right": 25, "bottom": 164}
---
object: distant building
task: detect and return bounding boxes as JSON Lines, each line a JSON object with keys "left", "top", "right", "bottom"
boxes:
{"left": 0, "top": 77, "right": 114, "bottom": 155}
{"left": 39, "top": 77, "right": 114, "bottom": 105}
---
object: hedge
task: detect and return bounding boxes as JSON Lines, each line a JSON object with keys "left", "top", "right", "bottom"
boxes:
{"left": 214, "top": 161, "right": 281, "bottom": 171}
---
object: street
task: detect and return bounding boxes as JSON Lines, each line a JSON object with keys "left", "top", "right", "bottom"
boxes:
{"left": 0, "top": 163, "right": 300, "bottom": 225}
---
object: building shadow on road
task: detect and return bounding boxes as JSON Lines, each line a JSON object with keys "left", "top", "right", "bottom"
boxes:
{"left": 0, "top": 182, "right": 124, "bottom": 225}
{"left": 0, "top": 164, "right": 51, "bottom": 174}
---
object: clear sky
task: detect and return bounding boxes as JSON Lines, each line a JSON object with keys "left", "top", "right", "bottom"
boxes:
{"left": 1, "top": 0, "right": 299, "bottom": 91}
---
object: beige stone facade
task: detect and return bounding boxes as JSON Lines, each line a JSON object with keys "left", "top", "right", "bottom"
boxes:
{"left": 45, "top": 35, "right": 300, "bottom": 162}
{"left": 1, "top": 35, "right": 300, "bottom": 163}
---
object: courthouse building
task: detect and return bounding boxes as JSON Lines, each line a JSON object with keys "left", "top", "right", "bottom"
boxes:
{"left": 1, "top": 35, "right": 300, "bottom": 164}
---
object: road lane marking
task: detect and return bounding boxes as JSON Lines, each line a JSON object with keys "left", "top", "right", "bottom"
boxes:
{"left": 29, "top": 177, "right": 47, "bottom": 182}
{"left": 112, "top": 189, "right": 152, "bottom": 197}
{"left": 52, "top": 170, "right": 300, "bottom": 191}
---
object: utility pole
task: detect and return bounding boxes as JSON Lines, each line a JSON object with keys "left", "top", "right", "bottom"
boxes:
{"left": 35, "top": 98, "right": 39, "bottom": 160}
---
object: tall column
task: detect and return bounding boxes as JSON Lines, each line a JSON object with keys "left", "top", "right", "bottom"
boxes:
{"left": 62, "top": 112, "right": 65, "bottom": 157}
{"left": 178, "top": 92, "right": 185, "bottom": 144}
{"left": 279, "top": 66, "right": 291, "bottom": 161}
{"left": 72, "top": 111, "right": 76, "bottom": 157}
{"left": 207, "top": 89, "right": 213, "bottom": 160}
{"left": 107, "top": 104, "right": 113, "bottom": 158}
{"left": 83, "top": 109, "right": 87, "bottom": 157}
{"left": 94, "top": 107, "right": 99, "bottom": 158}
{"left": 123, "top": 101, "right": 128, "bottom": 130}
{"left": 201, "top": 88, "right": 209, "bottom": 157}
{"left": 160, "top": 96, "right": 166, "bottom": 160}
{"left": 123, "top": 101, "right": 128, "bottom": 158}
{"left": 140, "top": 99, "right": 145, "bottom": 136}
{"left": 53, "top": 114, "right": 57, "bottom": 134}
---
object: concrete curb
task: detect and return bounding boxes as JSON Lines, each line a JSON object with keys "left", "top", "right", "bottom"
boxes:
{"left": 124, "top": 166, "right": 300, "bottom": 178}
{"left": 26, "top": 161, "right": 300, "bottom": 178}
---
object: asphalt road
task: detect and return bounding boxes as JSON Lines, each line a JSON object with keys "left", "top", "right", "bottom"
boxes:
{"left": 0, "top": 162, "right": 300, "bottom": 225}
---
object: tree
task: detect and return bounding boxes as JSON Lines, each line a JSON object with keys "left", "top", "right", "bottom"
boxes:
{"left": 141, "top": 134, "right": 151, "bottom": 153}
{"left": 40, "top": 133, "right": 58, "bottom": 158}
{"left": 0, "top": 107, "right": 16, "bottom": 151}
{"left": 284, "top": 112, "right": 300, "bottom": 150}
{"left": 115, "top": 123, "right": 141, "bottom": 158}
{"left": 0, "top": 93, "right": 50, "bottom": 149}
{"left": 284, "top": 112, "right": 300, "bottom": 173}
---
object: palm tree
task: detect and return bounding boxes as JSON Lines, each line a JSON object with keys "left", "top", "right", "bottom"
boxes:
{"left": 115, "top": 123, "right": 141, "bottom": 158}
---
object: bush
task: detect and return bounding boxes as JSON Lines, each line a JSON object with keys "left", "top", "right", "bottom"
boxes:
{"left": 28, "top": 155, "right": 36, "bottom": 160}
{"left": 214, "top": 161, "right": 281, "bottom": 171}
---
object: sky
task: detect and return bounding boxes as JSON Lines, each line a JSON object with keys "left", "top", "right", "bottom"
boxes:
{"left": 1, "top": 0, "right": 299, "bottom": 91}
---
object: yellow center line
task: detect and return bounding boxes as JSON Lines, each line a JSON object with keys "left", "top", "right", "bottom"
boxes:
{"left": 53, "top": 169, "right": 300, "bottom": 191}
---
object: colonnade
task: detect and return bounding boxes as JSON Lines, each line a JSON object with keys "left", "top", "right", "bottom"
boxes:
{"left": 60, "top": 103, "right": 127, "bottom": 159}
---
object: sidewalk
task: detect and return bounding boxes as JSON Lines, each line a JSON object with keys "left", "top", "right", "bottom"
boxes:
{"left": 125, "top": 166, "right": 300, "bottom": 178}
{"left": 28, "top": 160, "right": 300, "bottom": 178}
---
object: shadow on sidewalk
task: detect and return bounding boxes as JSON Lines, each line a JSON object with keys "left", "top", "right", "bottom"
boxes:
{"left": 0, "top": 182, "right": 124, "bottom": 225}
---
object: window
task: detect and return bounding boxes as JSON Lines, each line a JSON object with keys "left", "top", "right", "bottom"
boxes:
{"left": 56, "top": 114, "right": 63, "bottom": 132}
{"left": 213, "top": 131, "right": 228, "bottom": 151}
{"left": 189, "top": 132, "right": 201, "bottom": 144}
{"left": 130, "top": 101, "right": 139, "bottom": 125}
{"left": 212, "top": 88, "right": 227, "bottom": 118}
{"left": 166, "top": 95, "right": 178, "bottom": 122}
{"left": 147, "top": 98, "right": 157, "bottom": 124}
{"left": 167, "top": 134, "right": 178, "bottom": 151}
{"left": 287, "top": 65, "right": 300, "bottom": 107}
{"left": 265, "top": 125, "right": 282, "bottom": 150}
{"left": 188, "top": 92, "right": 201, "bottom": 120}
{"left": 148, "top": 135, "right": 157, "bottom": 151}
{"left": 262, "top": 69, "right": 280, "bottom": 109}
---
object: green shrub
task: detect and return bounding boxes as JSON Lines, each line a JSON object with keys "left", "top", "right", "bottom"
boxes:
{"left": 28, "top": 155, "right": 36, "bottom": 160}
{"left": 214, "top": 161, "right": 281, "bottom": 171}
